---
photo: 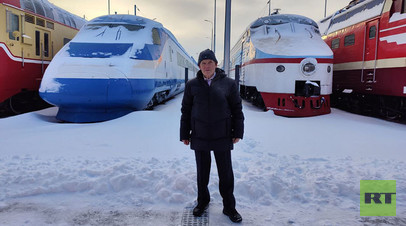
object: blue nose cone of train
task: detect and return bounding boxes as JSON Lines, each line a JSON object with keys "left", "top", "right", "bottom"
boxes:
{"left": 40, "top": 77, "right": 156, "bottom": 122}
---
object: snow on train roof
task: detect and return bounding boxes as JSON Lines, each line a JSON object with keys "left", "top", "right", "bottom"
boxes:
{"left": 71, "top": 15, "right": 163, "bottom": 46}
{"left": 89, "top": 14, "right": 163, "bottom": 28}
{"left": 319, "top": 0, "right": 385, "bottom": 35}
{"left": 250, "top": 14, "right": 319, "bottom": 29}
{"left": 247, "top": 14, "right": 332, "bottom": 58}
{"left": 19, "top": 0, "right": 86, "bottom": 29}
{"left": 79, "top": 15, "right": 195, "bottom": 63}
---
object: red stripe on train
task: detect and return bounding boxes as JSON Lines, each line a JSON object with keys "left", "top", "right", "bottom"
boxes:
{"left": 243, "top": 58, "right": 333, "bottom": 66}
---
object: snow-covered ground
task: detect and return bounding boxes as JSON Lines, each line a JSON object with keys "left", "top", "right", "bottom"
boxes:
{"left": 0, "top": 95, "right": 405, "bottom": 225}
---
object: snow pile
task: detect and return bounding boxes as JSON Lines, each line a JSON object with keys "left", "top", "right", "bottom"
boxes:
{"left": 0, "top": 96, "right": 406, "bottom": 225}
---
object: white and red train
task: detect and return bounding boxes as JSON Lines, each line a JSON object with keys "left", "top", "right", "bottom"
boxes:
{"left": 320, "top": 0, "right": 406, "bottom": 119}
{"left": 0, "top": 0, "right": 85, "bottom": 116}
{"left": 230, "top": 14, "right": 334, "bottom": 117}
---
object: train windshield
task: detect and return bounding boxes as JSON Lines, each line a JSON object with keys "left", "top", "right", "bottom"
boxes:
{"left": 84, "top": 23, "right": 145, "bottom": 31}
{"left": 67, "top": 22, "right": 152, "bottom": 58}
{"left": 250, "top": 15, "right": 318, "bottom": 29}
{"left": 67, "top": 42, "right": 133, "bottom": 58}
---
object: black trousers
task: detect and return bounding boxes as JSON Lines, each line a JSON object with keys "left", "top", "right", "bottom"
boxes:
{"left": 194, "top": 149, "right": 236, "bottom": 211}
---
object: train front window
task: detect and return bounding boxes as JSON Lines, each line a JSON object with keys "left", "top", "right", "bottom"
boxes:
{"left": 67, "top": 42, "right": 133, "bottom": 58}
{"left": 85, "top": 23, "right": 145, "bottom": 32}
{"left": 6, "top": 11, "right": 19, "bottom": 40}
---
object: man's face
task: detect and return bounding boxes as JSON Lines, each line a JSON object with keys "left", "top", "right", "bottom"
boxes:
{"left": 199, "top": 59, "right": 217, "bottom": 79}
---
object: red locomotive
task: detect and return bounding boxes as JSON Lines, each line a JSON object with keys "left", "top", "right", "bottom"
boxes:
{"left": 320, "top": 0, "right": 406, "bottom": 119}
{"left": 0, "top": 0, "right": 85, "bottom": 116}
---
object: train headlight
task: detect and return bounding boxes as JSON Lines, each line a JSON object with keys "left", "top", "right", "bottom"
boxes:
{"left": 303, "top": 63, "right": 315, "bottom": 73}
{"left": 327, "top": 65, "right": 332, "bottom": 73}
{"left": 276, "top": 65, "right": 285, "bottom": 73}
{"left": 300, "top": 58, "right": 317, "bottom": 76}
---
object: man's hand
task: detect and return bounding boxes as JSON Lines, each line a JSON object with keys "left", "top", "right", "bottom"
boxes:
{"left": 232, "top": 138, "right": 240, "bottom": 144}
{"left": 182, "top": 140, "right": 190, "bottom": 145}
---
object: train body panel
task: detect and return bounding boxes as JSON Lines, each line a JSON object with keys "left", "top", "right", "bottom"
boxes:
{"left": 320, "top": 0, "right": 406, "bottom": 119}
{"left": 0, "top": 0, "right": 86, "bottom": 115}
{"left": 40, "top": 15, "right": 198, "bottom": 122}
{"left": 231, "top": 14, "right": 333, "bottom": 117}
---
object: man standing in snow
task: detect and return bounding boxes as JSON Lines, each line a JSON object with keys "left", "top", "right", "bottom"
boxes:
{"left": 180, "top": 49, "right": 244, "bottom": 223}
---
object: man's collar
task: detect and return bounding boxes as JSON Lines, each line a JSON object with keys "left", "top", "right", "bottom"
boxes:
{"left": 204, "top": 72, "right": 216, "bottom": 81}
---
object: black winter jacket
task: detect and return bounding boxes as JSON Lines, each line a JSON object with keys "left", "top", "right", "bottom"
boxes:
{"left": 180, "top": 68, "right": 244, "bottom": 151}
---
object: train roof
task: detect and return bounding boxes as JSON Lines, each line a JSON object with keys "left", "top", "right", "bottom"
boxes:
{"left": 1, "top": 0, "right": 86, "bottom": 29}
{"left": 319, "top": 0, "right": 385, "bottom": 35}
{"left": 250, "top": 14, "right": 319, "bottom": 29}
{"left": 88, "top": 14, "right": 163, "bottom": 28}
{"left": 87, "top": 15, "right": 196, "bottom": 65}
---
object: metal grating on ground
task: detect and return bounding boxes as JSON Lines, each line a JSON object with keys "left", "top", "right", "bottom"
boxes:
{"left": 181, "top": 207, "right": 209, "bottom": 226}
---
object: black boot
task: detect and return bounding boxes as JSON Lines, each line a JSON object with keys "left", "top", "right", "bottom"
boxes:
{"left": 223, "top": 208, "right": 242, "bottom": 223}
{"left": 193, "top": 203, "right": 209, "bottom": 217}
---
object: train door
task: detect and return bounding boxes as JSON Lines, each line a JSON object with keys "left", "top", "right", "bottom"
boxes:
{"left": 34, "top": 29, "right": 51, "bottom": 73}
{"left": 362, "top": 19, "right": 379, "bottom": 91}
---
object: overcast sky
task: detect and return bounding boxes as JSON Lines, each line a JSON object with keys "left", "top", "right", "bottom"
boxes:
{"left": 49, "top": 0, "right": 349, "bottom": 62}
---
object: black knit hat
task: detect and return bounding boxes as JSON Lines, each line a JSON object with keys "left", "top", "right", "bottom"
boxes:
{"left": 198, "top": 49, "right": 218, "bottom": 66}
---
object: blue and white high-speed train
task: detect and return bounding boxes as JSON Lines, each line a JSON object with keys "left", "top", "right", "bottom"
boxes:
{"left": 39, "top": 14, "right": 198, "bottom": 122}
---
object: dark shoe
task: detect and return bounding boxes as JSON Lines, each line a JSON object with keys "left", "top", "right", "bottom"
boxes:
{"left": 223, "top": 208, "right": 242, "bottom": 223}
{"left": 193, "top": 203, "right": 209, "bottom": 217}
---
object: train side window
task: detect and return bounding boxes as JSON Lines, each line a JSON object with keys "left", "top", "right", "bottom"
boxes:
{"left": 63, "top": 38, "right": 71, "bottom": 45}
{"left": 25, "top": 14, "right": 35, "bottom": 24}
{"left": 36, "top": 18, "right": 45, "bottom": 27}
{"left": 331, "top": 38, "right": 340, "bottom": 49}
{"left": 344, "top": 34, "right": 355, "bottom": 46}
{"left": 44, "top": 33, "right": 49, "bottom": 57}
{"left": 35, "top": 31, "right": 40, "bottom": 56}
{"left": 152, "top": 28, "right": 161, "bottom": 45}
{"left": 6, "top": 11, "right": 20, "bottom": 40}
{"left": 403, "top": 0, "right": 406, "bottom": 13}
{"left": 46, "top": 21, "right": 54, "bottom": 30}
{"left": 169, "top": 46, "right": 173, "bottom": 62}
{"left": 369, "top": 26, "right": 376, "bottom": 39}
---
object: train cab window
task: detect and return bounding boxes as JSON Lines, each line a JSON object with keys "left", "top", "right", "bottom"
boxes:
{"left": 25, "top": 14, "right": 35, "bottom": 24}
{"left": 44, "top": 33, "right": 49, "bottom": 57}
{"left": 344, "top": 34, "right": 355, "bottom": 46}
{"left": 403, "top": 0, "right": 406, "bottom": 13}
{"left": 36, "top": 18, "right": 45, "bottom": 27}
{"left": 369, "top": 26, "right": 376, "bottom": 39}
{"left": 331, "top": 38, "right": 340, "bottom": 49}
{"left": 152, "top": 28, "right": 161, "bottom": 45}
{"left": 63, "top": 38, "right": 71, "bottom": 45}
{"left": 35, "top": 31, "right": 40, "bottom": 56}
{"left": 6, "top": 11, "right": 20, "bottom": 40}
{"left": 46, "top": 21, "right": 54, "bottom": 30}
